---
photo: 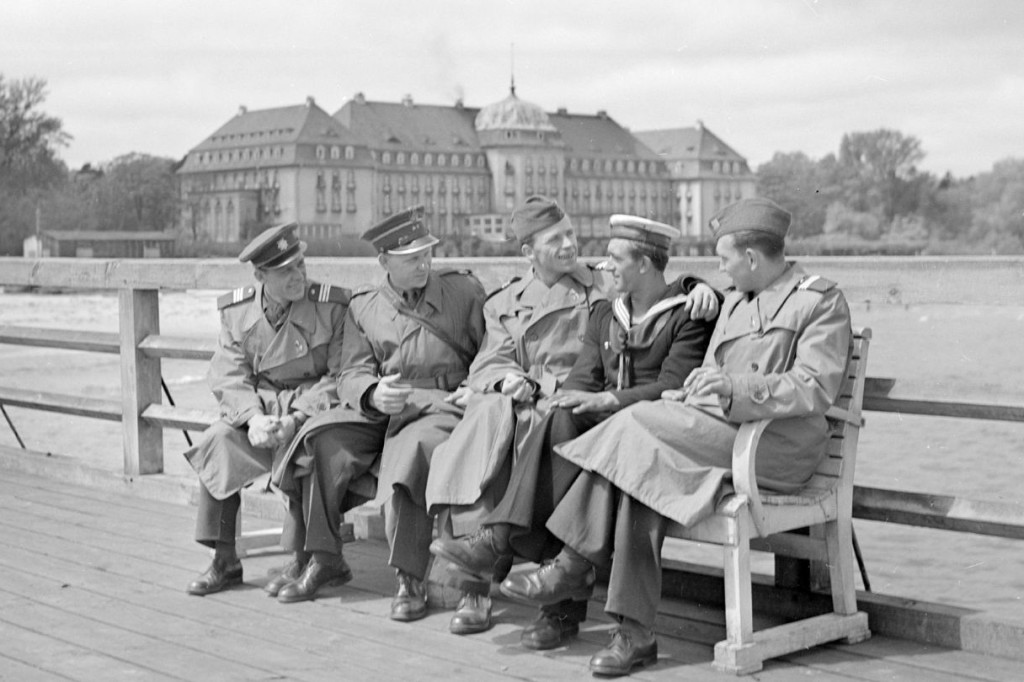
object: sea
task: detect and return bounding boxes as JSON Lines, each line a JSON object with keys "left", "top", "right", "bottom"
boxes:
{"left": 1, "top": 289, "right": 1022, "bottom": 624}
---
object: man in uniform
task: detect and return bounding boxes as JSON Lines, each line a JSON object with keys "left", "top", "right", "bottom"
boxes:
{"left": 425, "top": 197, "right": 718, "bottom": 636}
{"left": 502, "top": 198, "right": 853, "bottom": 676}
{"left": 273, "top": 205, "right": 486, "bottom": 614}
{"left": 430, "top": 215, "right": 719, "bottom": 647}
{"left": 184, "top": 222, "right": 349, "bottom": 596}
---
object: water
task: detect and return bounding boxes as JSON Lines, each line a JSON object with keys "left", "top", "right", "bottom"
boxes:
{"left": 1, "top": 290, "right": 1022, "bottom": 622}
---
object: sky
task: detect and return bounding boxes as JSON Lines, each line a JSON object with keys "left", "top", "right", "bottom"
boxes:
{"left": 2, "top": 0, "right": 1022, "bottom": 178}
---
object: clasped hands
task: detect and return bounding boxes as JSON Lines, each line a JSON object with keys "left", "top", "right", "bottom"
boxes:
{"left": 662, "top": 366, "right": 733, "bottom": 402}
{"left": 247, "top": 412, "right": 299, "bottom": 449}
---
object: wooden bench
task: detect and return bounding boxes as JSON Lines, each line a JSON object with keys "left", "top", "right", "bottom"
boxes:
{"left": 666, "top": 327, "right": 872, "bottom": 674}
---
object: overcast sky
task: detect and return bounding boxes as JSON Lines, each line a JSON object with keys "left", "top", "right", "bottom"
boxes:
{"left": 3, "top": 0, "right": 1021, "bottom": 178}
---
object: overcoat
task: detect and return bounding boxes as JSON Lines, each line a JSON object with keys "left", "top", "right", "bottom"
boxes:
{"left": 424, "top": 264, "right": 613, "bottom": 517}
{"left": 184, "top": 281, "right": 348, "bottom": 499}
{"left": 280, "top": 268, "right": 486, "bottom": 506}
{"left": 554, "top": 263, "right": 852, "bottom": 528}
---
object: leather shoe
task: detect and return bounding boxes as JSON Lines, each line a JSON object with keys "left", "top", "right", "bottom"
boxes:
{"left": 521, "top": 609, "right": 581, "bottom": 650}
{"left": 449, "top": 592, "right": 492, "bottom": 635}
{"left": 430, "top": 527, "right": 512, "bottom": 581}
{"left": 186, "top": 556, "right": 243, "bottom": 596}
{"left": 500, "top": 557, "right": 596, "bottom": 606}
{"left": 589, "top": 624, "right": 658, "bottom": 677}
{"left": 277, "top": 555, "right": 353, "bottom": 603}
{"left": 264, "top": 557, "right": 308, "bottom": 597}
{"left": 390, "top": 570, "right": 427, "bottom": 622}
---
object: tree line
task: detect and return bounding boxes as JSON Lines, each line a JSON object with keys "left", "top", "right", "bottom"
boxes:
{"left": 2, "top": 74, "right": 1022, "bottom": 256}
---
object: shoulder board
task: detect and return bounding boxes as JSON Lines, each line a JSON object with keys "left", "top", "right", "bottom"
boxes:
{"left": 435, "top": 267, "right": 474, "bottom": 277}
{"left": 217, "top": 285, "right": 256, "bottom": 310}
{"left": 485, "top": 275, "right": 521, "bottom": 301}
{"left": 351, "top": 283, "right": 376, "bottom": 298}
{"left": 797, "top": 275, "right": 837, "bottom": 293}
{"left": 307, "top": 282, "right": 351, "bottom": 305}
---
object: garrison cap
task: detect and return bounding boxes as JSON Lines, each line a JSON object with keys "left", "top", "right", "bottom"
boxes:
{"left": 509, "top": 195, "right": 572, "bottom": 243}
{"left": 362, "top": 204, "right": 439, "bottom": 255}
{"left": 609, "top": 214, "right": 678, "bottom": 251}
{"left": 238, "top": 222, "right": 307, "bottom": 269}
{"left": 708, "top": 198, "right": 791, "bottom": 242}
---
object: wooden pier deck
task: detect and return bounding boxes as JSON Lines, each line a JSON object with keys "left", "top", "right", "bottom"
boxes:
{"left": 2, "top": 470, "right": 1022, "bottom": 681}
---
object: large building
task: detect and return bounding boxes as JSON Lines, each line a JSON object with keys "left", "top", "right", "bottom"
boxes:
{"left": 177, "top": 90, "right": 755, "bottom": 252}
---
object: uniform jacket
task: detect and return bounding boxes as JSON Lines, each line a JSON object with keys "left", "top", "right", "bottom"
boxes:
{"left": 563, "top": 276, "right": 717, "bottom": 408}
{"left": 466, "top": 263, "right": 613, "bottom": 396}
{"left": 185, "top": 281, "right": 349, "bottom": 499}
{"left": 555, "top": 262, "right": 852, "bottom": 527}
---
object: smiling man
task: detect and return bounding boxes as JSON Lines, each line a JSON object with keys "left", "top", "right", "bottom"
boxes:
{"left": 429, "top": 213, "right": 719, "bottom": 646}
{"left": 506, "top": 197, "right": 853, "bottom": 677}
{"left": 272, "top": 205, "right": 486, "bottom": 614}
{"left": 184, "top": 222, "right": 349, "bottom": 597}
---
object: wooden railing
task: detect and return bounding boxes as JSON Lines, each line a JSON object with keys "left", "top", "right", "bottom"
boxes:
{"left": 1, "top": 255, "right": 1023, "bottom": 537}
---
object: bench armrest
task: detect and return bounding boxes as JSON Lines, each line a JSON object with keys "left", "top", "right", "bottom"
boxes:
{"left": 732, "top": 418, "right": 773, "bottom": 536}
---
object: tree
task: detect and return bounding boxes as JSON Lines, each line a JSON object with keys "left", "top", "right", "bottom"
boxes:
{"left": 967, "top": 158, "right": 1024, "bottom": 253}
{"left": 0, "top": 75, "right": 71, "bottom": 254}
{"left": 93, "top": 153, "right": 179, "bottom": 232}
{"left": 756, "top": 151, "right": 838, "bottom": 238}
{"left": 837, "top": 129, "right": 925, "bottom": 224}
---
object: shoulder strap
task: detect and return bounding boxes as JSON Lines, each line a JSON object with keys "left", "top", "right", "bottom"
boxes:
{"left": 307, "top": 282, "right": 351, "bottom": 305}
{"left": 380, "top": 285, "right": 478, "bottom": 369}
{"left": 218, "top": 285, "right": 256, "bottom": 310}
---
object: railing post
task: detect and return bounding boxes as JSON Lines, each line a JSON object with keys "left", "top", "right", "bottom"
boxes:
{"left": 120, "top": 287, "right": 163, "bottom": 476}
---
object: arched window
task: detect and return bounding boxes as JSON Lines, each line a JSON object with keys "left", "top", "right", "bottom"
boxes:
{"left": 344, "top": 146, "right": 355, "bottom": 159}
{"left": 316, "top": 145, "right": 326, "bottom": 160}
{"left": 411, "top": 152, "right": 420, "bottom": 165}
{"left": 331, "top": 146, "right": 341, "bottom": 160}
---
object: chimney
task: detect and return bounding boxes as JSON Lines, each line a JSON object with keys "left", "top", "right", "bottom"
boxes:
{"left": 354, "top": 92, "right": 366, "bottom": 104}
{"left": 556, "top": 107, "right": 568, "bottom": 115}
{"left": 402, "top": 94, "right": 414, "bottom": 107}
{"left": 238, "top": 105, "right": 248, "bottom": 116}
{"left": 596, "top": 109, "right": 608, "bottom": 119}
{"left": 306, "top": 96, "right": 316, "bottom": 107}
{"left": 455, "top": 98, "right": 464, "bottom": 109}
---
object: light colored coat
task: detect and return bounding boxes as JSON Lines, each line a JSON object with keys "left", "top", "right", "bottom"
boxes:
{"left": 184, "top": 282, "right": 348, "bottom": 499}
{"left": 555, "top": 262, "right": 852, "bottom": 528}
{"left": 425, "top": 264, "right": 612, "bottom": 520}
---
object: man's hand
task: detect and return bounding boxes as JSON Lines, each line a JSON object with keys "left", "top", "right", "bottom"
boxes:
{"left": 683, "top": 366, "right": 733, "bottom": 399}
{"left": 661, "top": 388, "right": 687, "bottom": 402}
{"left": 500, "top": 373, "right": 535, "bottom": 403}
{"left": 550, "top": 390, "right": 620, "bottom": 414}
{"left": 268, "top": 414, "right": 299, "bottom": 448}
{"left": 247, "top": 413, "right": 280, "bottom": 448}
{"left": 371, "top": 373, "right": 414, "bottom": 415}
{"left": 445, "top": 385, "right": 474, "bottom": 408}
{"left": 683, "top": 283, "right": 719, "bottom": 321}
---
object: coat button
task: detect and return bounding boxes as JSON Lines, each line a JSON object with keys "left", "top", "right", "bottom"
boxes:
{"left": 750, "top": 363, "right": 759, "bottom": 372}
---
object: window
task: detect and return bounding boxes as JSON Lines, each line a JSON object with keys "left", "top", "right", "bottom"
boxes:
{"left": 425, "top": 153, "right": 433, "bottom": 166}
{"left": 397, "top": 152, "right": 405, "bottom": 165}
{"left": 316, "top": 145, "right": 326, "bottom": 160}
{"left": 464, "top": 154, "right": 473, "bottom": 167}
{"left": 346, "top": 170, "right": 357, "bottom": 212}
{"left": 345, "top": 146, "right": 355, "bottom": 160}
{"left": 411, "top": 152, "right": 419, "bottom": 165}
{"left": 382, "top": 151, "right": 391, "bottom": 165}
{"left": 451, "top": 154, "right": 460, "bottom": 167}
{"left": 331, "top": 172, "right": 342, "bottom": 212}
{"left": 331, "top": 146, "right": 340, "bottom": 160}
{"left": 316, "top": 172, "right": 326, "bottom": 212}
{"left": 477, "top": 155, "right": 486, "bottom": 168}
{"left": 438, "top": 154, "right": 446, "bottom": 167}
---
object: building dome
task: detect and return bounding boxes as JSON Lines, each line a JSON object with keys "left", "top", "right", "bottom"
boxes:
{"left": 475, "top": 90, "right": 557, "bottom": 133}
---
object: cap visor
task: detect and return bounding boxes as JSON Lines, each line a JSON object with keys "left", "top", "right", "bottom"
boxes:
{"left": 386, "top": 234, "right": 440, "bottom": 255}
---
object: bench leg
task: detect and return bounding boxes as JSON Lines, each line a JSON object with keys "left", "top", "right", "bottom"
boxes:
{"left": 825, "top": 517, "right": 872, "bottom": 644}
{"left": 713, "top": 514, "right": 763, "bottom": 675}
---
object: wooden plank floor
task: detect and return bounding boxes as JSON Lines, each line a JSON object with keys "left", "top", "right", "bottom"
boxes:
{"left": 2, "top": 470, "right": 1023, "bottom": 682}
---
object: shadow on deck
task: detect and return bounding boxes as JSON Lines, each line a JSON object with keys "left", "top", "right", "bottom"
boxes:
{"left": 2, "top": 469, "right": 1023, "bottom": 682}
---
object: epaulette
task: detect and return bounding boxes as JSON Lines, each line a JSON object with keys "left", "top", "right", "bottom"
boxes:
{"left": 351, "top": 283, "right": 376, "bottom": 297}
{"left": 217, "top": 285, "right": 256, "bottom": 310}
{"left": 486, "top": 275, "right": 521, "bottom": 301}
{"left": 435, "top": 266, "right": 473, "bottom": 277}
{"left": 307, "top": 282, "right": 351, "bottom": 305}
{"left": 797, "top": 275, "right": 837, "bottom": 293}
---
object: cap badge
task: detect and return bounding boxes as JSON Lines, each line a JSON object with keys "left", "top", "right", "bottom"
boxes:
{"left": 277, "top": 238, "right": 289, "bottom": 251}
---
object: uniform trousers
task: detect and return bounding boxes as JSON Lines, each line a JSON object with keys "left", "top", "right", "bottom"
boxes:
{"left": 280, "top": 423, "right": 381, "bottom": 556}
{"left": 195, "top": 484, "right": 240, "bottom": 547}
{"left": 547, "top": 470, "right": 668, "bottom": 629}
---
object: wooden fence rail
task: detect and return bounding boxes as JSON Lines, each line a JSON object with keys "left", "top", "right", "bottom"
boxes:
{"left": 1, "top": 255, "right": 1023, "bottom": 541}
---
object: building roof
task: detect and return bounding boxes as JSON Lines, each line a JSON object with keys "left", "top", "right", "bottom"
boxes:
{"left": 335, "top": 95, "right": 482, "bottom": 153}
{"left": 475, "top": 90, "right": 557, "bottom": 132}
{"left": 634, "top": 124, "right": 748, "bottom": 164}
{"left": 42, "top": 231, "right": 176, "bottom": 241}
{"left": 192, "top": 98, "right": 362, "bottom": 152}
{"left": 550, "top": 111, "right": 662, "bottom": 160}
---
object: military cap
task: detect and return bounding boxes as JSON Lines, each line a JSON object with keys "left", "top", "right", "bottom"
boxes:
{"left": 238, "top": 222, "right": 306, "bottom": 270}
{"left": 708, "top": 198, "right": 791, "bottom": 242}
{"left": 509, "top": 195, "right": 572, "bottom": 243}
{"left": 362, "top": 204, "right": 439, "bottom": 254}
{"left": 608, "top": 214, "right": 678, "bottom": 251}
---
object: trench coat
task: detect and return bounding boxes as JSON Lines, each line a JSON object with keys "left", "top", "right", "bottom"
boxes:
{"left": 554, "top": 263, "right": 852, "bottom": 529}
{"left": 280, "top": 268, "right": 486, "bottom": 506}
{"left": 183, "top": 281, "right": 349, "bottom": 500}
{"left": 424, "top": 264, "right": 614, "bottom": 516}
